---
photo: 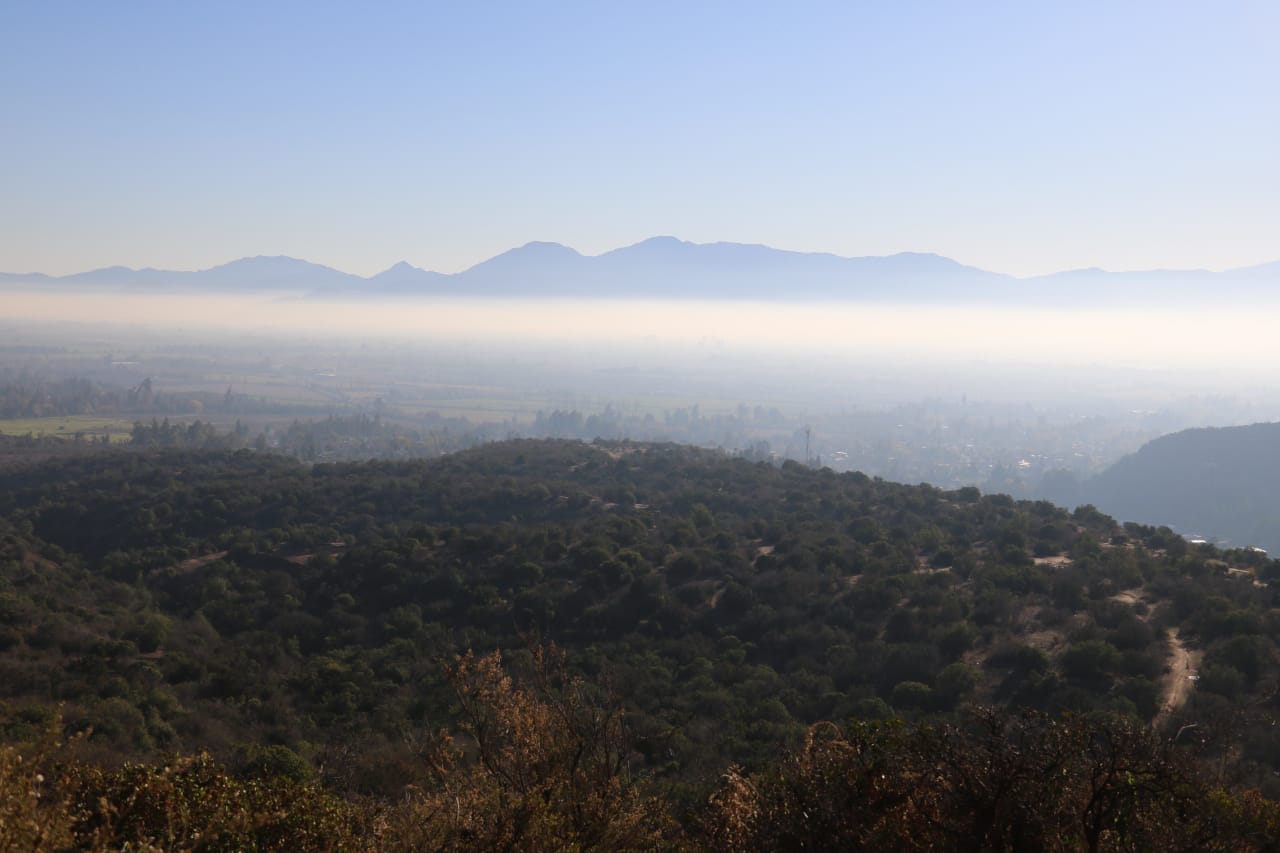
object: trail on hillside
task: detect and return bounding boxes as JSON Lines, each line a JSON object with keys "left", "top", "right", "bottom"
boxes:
{"left": 1109, "top": 589, "right": 1142, "bottom": 607}
{"left": 1155, "top": 628, "right": 1201, "bottom": 727}
{"left": 176, "top": 550, "right": 228, "bottom": 574}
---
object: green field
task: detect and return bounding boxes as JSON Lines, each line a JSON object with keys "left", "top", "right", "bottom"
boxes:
{"left": 0, "top": 415, "right": 136, "bottom": 441}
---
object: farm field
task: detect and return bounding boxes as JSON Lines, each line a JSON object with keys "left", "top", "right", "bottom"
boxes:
{"left": 0, "top": 415, "right": 135, "bottom": 441}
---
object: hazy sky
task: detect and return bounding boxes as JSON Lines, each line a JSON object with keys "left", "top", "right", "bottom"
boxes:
{"left": 3, "top": 2, "right": 1276, "bottom": 278}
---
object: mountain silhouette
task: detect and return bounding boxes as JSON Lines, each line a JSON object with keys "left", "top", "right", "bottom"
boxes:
{"left": 3, "top": 239, "right": 1278, "bottom": 304}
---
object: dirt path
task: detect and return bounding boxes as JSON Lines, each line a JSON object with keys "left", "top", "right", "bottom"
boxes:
{"left": 1155, "top": 628, "right": 1202, "bottom": 727}
{"left": 176, "top": 550, "right": 228, "bottom": 574}
{"left": 1105, "top": 591, "right": 1201, "bottom": 727}
{"left": 1110, "top": 589, "right": 1142, "bottom": 608}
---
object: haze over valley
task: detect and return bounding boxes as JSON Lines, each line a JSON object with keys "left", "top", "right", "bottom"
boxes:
{"left": 6, "top": 3, "right": 1280, "bottom": 847}
{"left": 7, "top": 269, "right": 1280, "bottom": 551}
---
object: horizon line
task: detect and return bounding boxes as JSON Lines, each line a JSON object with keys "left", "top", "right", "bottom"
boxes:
{"left": 2, "top": 236, "right": 1276, "bottom": 282}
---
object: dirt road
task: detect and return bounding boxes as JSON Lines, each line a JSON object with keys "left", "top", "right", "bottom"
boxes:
{"left": 1155, "top": 628, "right": 1201, "bottom": 727}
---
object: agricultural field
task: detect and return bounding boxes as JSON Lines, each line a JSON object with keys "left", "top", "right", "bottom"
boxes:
{"left": 0, "top": 415, "right": 135, "bottom": 441}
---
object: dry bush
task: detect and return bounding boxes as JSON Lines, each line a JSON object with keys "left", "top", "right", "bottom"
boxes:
{"left": 698, "top": 711, "right": 1280, "bottom": 852}
{"left": 0, "top": 732, "right": 76, "bottom": 852}
{"left": 63, "top": 754, "right": 369, "bottom": 851}
{"left": 0, "top": 716, "right": 370, "bottom": 852}
{"left": 380, "top": 643, "right": 681, "bottom": 852}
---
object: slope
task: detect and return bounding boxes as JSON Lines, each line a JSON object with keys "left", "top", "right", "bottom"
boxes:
{"left": 1084, "top": 421, "right": 1280, "bottom": 552}
{"left": 0, "top": 439, "right": 1276, "bottom": 798}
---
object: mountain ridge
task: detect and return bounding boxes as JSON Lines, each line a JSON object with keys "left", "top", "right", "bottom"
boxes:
{"left": 3, "top": 239, "right": 1278, "bottom": 304}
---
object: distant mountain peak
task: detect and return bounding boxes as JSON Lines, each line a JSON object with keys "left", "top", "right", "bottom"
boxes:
{"left": 460, "top": 241, "right": 583, "bottom": 272}
{"left": 372, "top": 260, "right": 424, "bottom": 276}
{"left": 516, "top": 240, "right": 579, "bottom": 253}
{"left": 633, "top": 235, "right": 686, "bottom": 247}
{"left": 368, "top": 261, "right": 445, "bottom": 288}
{"left": 3, "top": 239, "right": 1278, "bottom": 303}
{"left": 212, "top": 255, "right": 319, "bottom": 270}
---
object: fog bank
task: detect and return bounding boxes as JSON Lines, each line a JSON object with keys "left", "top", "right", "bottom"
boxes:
{"left": 5, "top": 290, "right": 1278, "bottom": 375}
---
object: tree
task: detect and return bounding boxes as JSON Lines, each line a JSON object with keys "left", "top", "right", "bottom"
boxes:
{"left": 394, "top": 644, "right": 676, "bottom": 851}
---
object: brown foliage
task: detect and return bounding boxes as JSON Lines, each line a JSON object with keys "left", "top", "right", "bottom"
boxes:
{"left": 0, "top": 730, "right": 76, "bottom": 852}
{"left": 699, "top": 710, "right": 1280, "bottom": 852}
{"left": 0, "top": 727, "right": 366, "bottom": 852}
{"left": 0, "top": 646, "right": 679, "bottom": 851}
{"left": 64, "top": 754, "right": 367, "bottom": 851}
{"left": 383, "top": 643, "right": 680, "bottom": 851}
{"left": 5, "top": 669, "right": 1280, "bottom": 851}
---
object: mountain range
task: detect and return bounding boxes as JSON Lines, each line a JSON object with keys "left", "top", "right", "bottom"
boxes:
{"left": 4, "top": 236, "right": 1279, "bottom": 304}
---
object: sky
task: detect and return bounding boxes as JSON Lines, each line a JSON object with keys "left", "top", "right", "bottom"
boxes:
{"left": 2, "top": 1, "right": 1276, "bottom": 278}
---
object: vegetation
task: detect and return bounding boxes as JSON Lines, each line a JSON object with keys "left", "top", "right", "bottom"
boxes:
{"left": 1084, "top": 421, "right": 1280, "bottom": 553}
{"left": 1, "top": 438, "right": 1279, "bottom": 847}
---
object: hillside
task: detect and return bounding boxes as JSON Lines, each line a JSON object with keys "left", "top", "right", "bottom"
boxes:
{"left": 1, "top": 439, "right": 1280, "bottom": 846}
{"left": 1084, "top": 421, "right": 1280, "bottom": 553}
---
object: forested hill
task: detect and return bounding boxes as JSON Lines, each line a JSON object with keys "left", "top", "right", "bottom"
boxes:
{"left": 1084, "top": 421, "right": 1280, "bottom": 553}
{"left": 2, "top": 439, "right": 1280, "bottom": 847}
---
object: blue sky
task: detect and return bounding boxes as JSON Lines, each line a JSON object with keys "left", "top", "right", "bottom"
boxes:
{"left": 2, "top": 1, "right": 1276, "bottom": 277}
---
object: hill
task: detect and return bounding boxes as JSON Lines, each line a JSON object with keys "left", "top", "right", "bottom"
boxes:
{"left": 49, "top": 255, "right": 364, "bottom": 292}
{"left": 1, "top": 439, "right": 1280, "bottom": 845}
{"left": 1084, "top": 421, "right": 1280, "bottom": 552}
